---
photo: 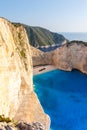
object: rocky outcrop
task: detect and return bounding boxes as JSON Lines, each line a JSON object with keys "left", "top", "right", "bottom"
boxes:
{"left": 0, "top": 18, "right": 50, "bottom": 130}
{"left": 32, "top": 41, "right": 87, "bottom": 74}
{"left": 31, "top": 46, "right": 53, "bottom": 66}
{"left": 53, "top": 42, "right": 87, "bottom": 74}
{"left": 0, "top": 122, "right": 44, "bottom": 130}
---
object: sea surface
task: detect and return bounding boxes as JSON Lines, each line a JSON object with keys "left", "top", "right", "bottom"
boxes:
{"left": 60, "top": 32, "right": 87, "bottom": 42}
{"left": 33, "top": 70, "right": 87, "bottom": 130}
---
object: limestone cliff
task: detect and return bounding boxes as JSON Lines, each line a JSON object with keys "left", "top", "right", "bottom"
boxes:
{"left": 31, "top": 41, "right": 87, "bottom": 74}
{"left": 31, "top": 46, "right": 53, "bottom": 66}
{"left": 53, "top": 42, "right": 87, "bottom": 74}
{"left": 0, "top": 18, "right": 50, "bottom": 130}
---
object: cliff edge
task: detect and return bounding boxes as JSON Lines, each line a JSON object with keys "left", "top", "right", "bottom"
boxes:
{"left": 32, "top": 41, "right": 87, "bottom": 74}
{"left": 0, "top": 18, "right": 50, "bottom": 130}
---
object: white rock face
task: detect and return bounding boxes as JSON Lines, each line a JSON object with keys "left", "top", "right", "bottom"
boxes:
{"left": 0, "top": 18, "right": 22, "bottom": 117}
{"left": 0, "top": 18, "right": 50, "bottom": 130}
{"left": 53, "top": 43, "right": 87, "bottom": 74}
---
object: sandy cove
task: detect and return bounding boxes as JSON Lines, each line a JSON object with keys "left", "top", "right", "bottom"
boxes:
{"left": 33, "top": 65, "right": 57, "bottom": 75}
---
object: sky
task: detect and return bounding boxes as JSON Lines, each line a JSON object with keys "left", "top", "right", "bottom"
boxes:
{"left": 0, "top": 0, "right": 87, "bottom": 32}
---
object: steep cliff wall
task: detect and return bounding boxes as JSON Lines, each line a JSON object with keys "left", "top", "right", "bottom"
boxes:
{"left": 0, "top": 18, "right": 50, "bottom": 130}
{"left": 13, "top": 23, "right": 67, "bottom": 48}
{"left": 31, "top": 46, "right": 53, "bottom": 66}
{"left": 53, "top": 42, "right": 87, "bottom": 74}
{"left": 31, "top": 41, "right": 87, "bottom": 74}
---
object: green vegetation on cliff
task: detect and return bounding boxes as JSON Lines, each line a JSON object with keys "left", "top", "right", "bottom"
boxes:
{"left": 13, "top": 23, "right": 67, "bottom": 47}
{"left": 24, "top": 25, "right": 67, "bottom": 47}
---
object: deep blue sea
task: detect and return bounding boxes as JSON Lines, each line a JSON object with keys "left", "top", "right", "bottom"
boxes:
{"left": 33, "top": 70, "right": 87, "bottom": 130}
{"left": 60, "top": 32, "right": 87, "bottom": 42}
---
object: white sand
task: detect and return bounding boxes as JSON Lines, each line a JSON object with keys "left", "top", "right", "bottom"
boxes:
{"left": 33, "top": 65, "right": 57, "bottom": 75}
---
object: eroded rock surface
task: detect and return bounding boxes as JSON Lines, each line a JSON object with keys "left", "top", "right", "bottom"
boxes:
{"left": 53, "top": 42, "right": 87, "bottom": 74}
{"left": 32, "top": 41, "right": 87, "bottom": 74}
{"left": 31, "top": 46, "right": 53, "bottom": 66}
{"left": 0, "top": 122, "right": 44, "bottom": 130}
{"left": 0, "top": 18, "right": 50, "bottom": 130}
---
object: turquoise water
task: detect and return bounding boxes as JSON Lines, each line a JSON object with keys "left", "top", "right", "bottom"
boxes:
{"left": 33, "top": 70, "right": 87, "bottom": 130}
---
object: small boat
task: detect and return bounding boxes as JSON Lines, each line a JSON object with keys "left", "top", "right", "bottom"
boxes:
{"left": 39, "top": 68, "right": 46, "bottom": 72}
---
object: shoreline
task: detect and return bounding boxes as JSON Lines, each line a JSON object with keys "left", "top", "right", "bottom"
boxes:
{"left": 33, "top": 65, "right": 57, "bottom": 75}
